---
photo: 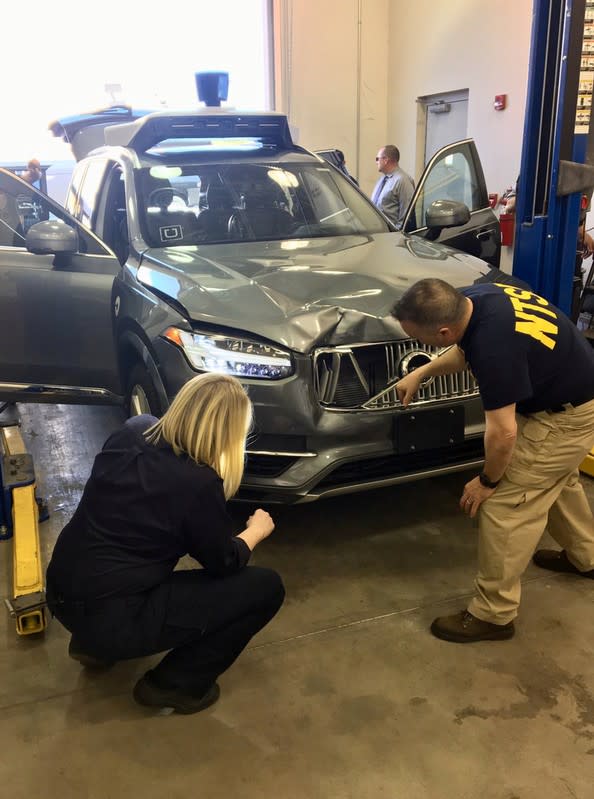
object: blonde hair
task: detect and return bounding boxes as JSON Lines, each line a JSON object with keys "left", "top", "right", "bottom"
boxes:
{"left": 144, "top": 373, "right": 252, "bottom": 499}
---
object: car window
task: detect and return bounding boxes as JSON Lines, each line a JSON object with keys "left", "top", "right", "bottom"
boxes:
{"left": 0, "top": 170, "right": 109, "bottom": 255}
{"left": 0, "top": 175, "right": 33, "bottom": 247}
{"left": 101, "top": 167, "right": 129, "bottom": 265}
{"left": 77, "top": 159, "right": 108, "bottom": 228}
{"left": 410, "top": 149, "right": 481, "bottom": 231}
{"left": 136, "top": 163, "right": 389, "bottom": 247}
{"left": 65, "top": 163, "right": 85, "bottom": 217}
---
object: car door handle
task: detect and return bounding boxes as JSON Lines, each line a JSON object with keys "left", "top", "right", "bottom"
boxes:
{"left": 476, "top": 230, "right": 492, "bottom": 241}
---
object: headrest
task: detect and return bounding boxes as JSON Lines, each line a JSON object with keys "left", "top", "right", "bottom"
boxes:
{"left": 206, "top": 182, "right": 234, "bottom": 210}
{"left": 243, "top": 183, "right": 272, "bottom": 210}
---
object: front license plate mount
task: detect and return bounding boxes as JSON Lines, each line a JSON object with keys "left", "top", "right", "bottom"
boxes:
{"left": 393, "top": 405, "right": 465, "bottom": 454}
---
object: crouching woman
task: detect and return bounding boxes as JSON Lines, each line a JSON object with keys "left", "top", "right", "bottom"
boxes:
{"left": 46, "top": 373, "right": 285, "bottom": 714}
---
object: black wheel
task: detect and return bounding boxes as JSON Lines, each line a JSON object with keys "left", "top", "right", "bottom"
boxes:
{"left": 125, "top": 364, "right": 163, "bottom": 418}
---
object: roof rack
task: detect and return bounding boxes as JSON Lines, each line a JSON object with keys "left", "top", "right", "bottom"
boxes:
{"left": 103, "top": 111, "right": 294, "bottom": 153}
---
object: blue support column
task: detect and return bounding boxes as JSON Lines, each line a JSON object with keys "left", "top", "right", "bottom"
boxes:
{"left": 513, "top": 0, "right": 588, "bottom": 314}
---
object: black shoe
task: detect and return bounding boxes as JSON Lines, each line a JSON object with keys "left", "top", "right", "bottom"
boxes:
{"left": 68, "top": 637, "right": 115, "bottom": 670}
{"left": 431, "top": 610, "right": 515, "bottom": 643}
{"left": 133, "top": 675, "right": 220, "bottom": 715}
{"left": 533, "top": 549, "right": 594, "bottom": 578}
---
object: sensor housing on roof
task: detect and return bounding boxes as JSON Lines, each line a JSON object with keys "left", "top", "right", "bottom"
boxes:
{"left": 102, "top": 111, "right": 295, "bottom": 152}
{"left": 195, "top": 71, "right": 229, "bottom": 107}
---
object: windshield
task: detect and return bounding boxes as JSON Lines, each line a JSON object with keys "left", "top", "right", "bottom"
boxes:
{"left": 136, "top": 163, "right": 389, "bottom": 247}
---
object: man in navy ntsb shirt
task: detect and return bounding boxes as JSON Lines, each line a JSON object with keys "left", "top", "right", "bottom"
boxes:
{"left": 392, "top": 279, "right": 594, "bottom": 643}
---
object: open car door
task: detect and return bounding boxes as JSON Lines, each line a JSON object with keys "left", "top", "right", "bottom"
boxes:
{"left": 0, "top": 168, "right": 122, "bottom": 405}
{"left": 403, "top": 139, "right": 501, "bottom": 267}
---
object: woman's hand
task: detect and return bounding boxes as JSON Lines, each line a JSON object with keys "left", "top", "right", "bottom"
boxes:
{"left": 247, "top": 508, "right": 275, "bottom": 539}
{"left": 238, "top": 508, "right": 275, "bottom": 550}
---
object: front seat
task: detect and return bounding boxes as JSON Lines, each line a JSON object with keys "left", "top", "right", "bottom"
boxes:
{"left": 228, "top": 184, "right": 293, "bottom": 240}
{"left": 194, "top": 182, "right": 236, "bottom": 242}
{"left": 143, "top": 175, "right": 199, "bottom": 246}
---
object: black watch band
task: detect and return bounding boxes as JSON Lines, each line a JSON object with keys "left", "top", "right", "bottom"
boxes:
{"left": 479, "top": 471, "right": 501, "bottom": 489}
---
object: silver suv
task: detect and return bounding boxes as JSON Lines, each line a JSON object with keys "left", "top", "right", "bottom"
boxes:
{"left": 0, "top": 108, "right": 517, "bottom": 502}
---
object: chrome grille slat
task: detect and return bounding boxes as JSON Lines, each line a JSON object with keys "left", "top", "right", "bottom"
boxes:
{"left": 313, "top": 339, "right": 479, "bottom": 411}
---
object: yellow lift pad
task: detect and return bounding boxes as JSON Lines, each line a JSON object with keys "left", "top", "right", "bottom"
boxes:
{"left": 1, "top": 423, "right": 47, "bottom": 635}
{"left": 11, "top": 484, "right": 46, "bottom": 634}
{"left": 580, "top": 447, "right": 594, "bottom": 478}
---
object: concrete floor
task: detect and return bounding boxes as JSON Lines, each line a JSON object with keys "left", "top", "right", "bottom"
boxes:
{"left": 1, "top": 404, "right": 593, "bottom": 799}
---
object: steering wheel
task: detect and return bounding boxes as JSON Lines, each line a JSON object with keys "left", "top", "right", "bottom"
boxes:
{"left": 228, "top": 211, "right": 250, "bottom": 239}
{"left": 148, "top": 187, "right": 187, "bottom": 208}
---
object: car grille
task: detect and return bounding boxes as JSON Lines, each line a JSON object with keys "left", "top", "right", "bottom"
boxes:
{"left": 313, "top": 340, "right": 478, "bottom": 410}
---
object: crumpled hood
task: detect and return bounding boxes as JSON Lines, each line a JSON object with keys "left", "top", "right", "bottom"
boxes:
{"left": 137, "top": 232, "right": 493, "bottom": 352}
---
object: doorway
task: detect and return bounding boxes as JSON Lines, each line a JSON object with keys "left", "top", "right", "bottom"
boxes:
{"left": 419, "top": 89, "right": 469, "bottom": 165}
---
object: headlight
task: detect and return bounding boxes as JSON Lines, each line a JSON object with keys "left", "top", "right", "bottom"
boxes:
{"left": 163, "top": 328, "right": 294, "bottom": 379}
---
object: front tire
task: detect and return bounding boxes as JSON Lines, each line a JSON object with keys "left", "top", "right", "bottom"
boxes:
{"left": 125, "top": 364, "right": 163, "bottom": 418}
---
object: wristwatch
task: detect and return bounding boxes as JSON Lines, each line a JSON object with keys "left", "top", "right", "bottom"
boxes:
{"left": 479, "top": 471, "right": 501, "bottom": 489}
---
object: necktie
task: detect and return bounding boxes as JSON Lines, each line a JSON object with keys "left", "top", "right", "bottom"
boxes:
{"left": 373, "top": 175, "right": 389, "bottom": 205}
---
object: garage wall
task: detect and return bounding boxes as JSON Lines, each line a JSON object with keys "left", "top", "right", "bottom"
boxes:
{"left": 272, "top": 0, "right": 389, "bottom": 192}
{"left": 273, "top": 0, "right": 533, "bottom": 200}
{"left": 387, "top": 0, "right": 533, "bottom": 200}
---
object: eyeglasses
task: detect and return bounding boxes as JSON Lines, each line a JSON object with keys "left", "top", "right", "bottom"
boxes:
{"left": 375, "top": 156, "right": 386, "bottom": 161}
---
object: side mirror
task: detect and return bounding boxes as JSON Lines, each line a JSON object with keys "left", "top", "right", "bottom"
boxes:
{"left": 26, "top": 220, "right": 78, "bottom": 256}
{"left": 425, "top": 200, "right": 470, "bottom": 232}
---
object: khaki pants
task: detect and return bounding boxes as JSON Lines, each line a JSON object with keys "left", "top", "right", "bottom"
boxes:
{"left": 468, "top": 398, "right": 594, "bottom": 625}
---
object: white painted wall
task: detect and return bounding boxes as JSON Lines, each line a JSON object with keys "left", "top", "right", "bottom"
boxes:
{"left": 273, "top": 0, "right": 389, "bottom": 191}
{"left": 273, "top": 0, "right": 533, "bottom": 201}
{"left": 387, "top": 0, "right": 533, "bottom": 200}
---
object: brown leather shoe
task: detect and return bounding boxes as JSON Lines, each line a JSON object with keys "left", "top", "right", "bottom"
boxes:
{"left": 532, "top": 549, "right": 594, "bottom": 578}
{"left": 431, "top": 610, "right": 515, "bottom": 643}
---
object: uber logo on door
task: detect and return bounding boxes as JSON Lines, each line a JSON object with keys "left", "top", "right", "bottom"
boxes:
{"left": 159, "top": 225, "right": 183, "bottom": 242}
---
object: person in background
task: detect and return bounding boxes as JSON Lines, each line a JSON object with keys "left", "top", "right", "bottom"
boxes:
{"left": 334, "top": 150, "right": 359, "bottom": 185}
{"left": 20, "top": 158, "right": 42, "bottom": 188}
{"left": 577, "top": 194, "right": 594, "bottom": 284}
{"left": 578, "top": 222, "right": 594, "bottom": 258}
{"left": 392, "top": 278, "right": 594, "bottom": 644}
{"left": 371, "top": 145, "right": 415, "bottom": 230}
{"left": 46, "top": 373, "right": 285, "bottom": 714}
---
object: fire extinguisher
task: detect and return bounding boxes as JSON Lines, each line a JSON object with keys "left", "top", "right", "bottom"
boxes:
{"left": 498, "top": 186, "right": 516, "bottom": 246}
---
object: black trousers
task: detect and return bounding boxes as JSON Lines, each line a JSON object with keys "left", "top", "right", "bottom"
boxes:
{"left": 47, "top": 566, "right": 285, "bottom": 695}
